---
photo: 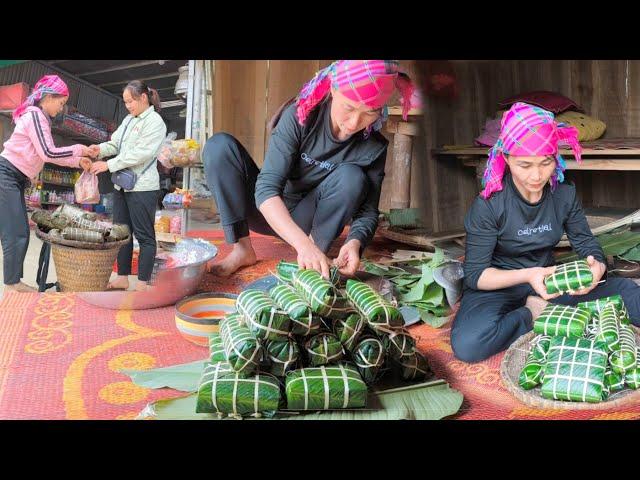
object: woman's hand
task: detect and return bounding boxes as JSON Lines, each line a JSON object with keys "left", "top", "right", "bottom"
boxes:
{"left": 568, "top": 255, "right": 606, "bottom": 296}
{"left": 79, "top": 157, "right": 92, "bottom": 172}
{"left": 90, "top": 161, "right": 109, "bottom": 175}
{"left": 529, "top": 266, "right": 561, "bottom": 300}
{"left": 296, "top": 239, "right": 332, "bottom": 280}
{"left": 86, "top": 145, "right": 101, "bottom": 158}
{"left": 334, "top": 239, "right": 361, "bottom": 277}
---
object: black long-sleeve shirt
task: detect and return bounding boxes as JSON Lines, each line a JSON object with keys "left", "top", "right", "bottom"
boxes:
{"left": 254, "top": 97, "right": 388, "bottom": 248}
{"left": 463, "top": 173, "right": 605, "bottom": 290}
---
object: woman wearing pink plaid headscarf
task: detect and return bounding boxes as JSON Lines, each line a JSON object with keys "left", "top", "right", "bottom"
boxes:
{"left": 0, "top": 75, "right": 93, "bottom": 292}
{"left": 452, "top": 102, "right": 640, "bottom": 363}
{"left": 202, "top": 60, "right": 416, "bottom": 278}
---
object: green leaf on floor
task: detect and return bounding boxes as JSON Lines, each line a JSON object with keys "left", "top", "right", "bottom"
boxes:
{"left": 419, "top": 310, "right": 453, "bottom": 328}
{"left": 619, "top": 245, "right": 640, "bottom": 261}
{"left": 122, "top": 359, "right": 207, "bottom": 393}
{"left": 139, "top": 380, "right": 464, "bottom": 421}
{"left": 557, "top": 230, "right": 640, "bottom": 262}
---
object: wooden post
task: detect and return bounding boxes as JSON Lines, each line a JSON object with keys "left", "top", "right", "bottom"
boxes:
{"left": 390, "top": 132, "right": 413, "bottom": 209}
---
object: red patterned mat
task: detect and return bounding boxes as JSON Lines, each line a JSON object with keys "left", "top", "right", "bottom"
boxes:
{"left": 2, "top": 231, "right": 638, "bottom": 419}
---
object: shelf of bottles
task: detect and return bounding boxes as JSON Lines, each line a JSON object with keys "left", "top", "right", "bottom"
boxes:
{"left": 41, "top": 167, "right": 80, "bottom": 188}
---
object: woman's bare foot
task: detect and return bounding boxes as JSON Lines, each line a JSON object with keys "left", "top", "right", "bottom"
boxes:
{"left": 5, "top": 282, "right": 37, "bottom": 293}
{"left": 135, "top": 280, "right": 152, "bottom": 292}
{"left": 525, "top": 295, "right": 549, "bottom": 320}
{"left": 107, "top": 275, "right": 129, "bottom": 290}
{"left": 208, "top": 237, "right": 257, "bottom": 277}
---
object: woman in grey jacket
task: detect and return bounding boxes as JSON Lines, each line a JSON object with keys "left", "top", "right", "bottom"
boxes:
{"left": 88, "top": 80, "right": 167, "bottom": 292}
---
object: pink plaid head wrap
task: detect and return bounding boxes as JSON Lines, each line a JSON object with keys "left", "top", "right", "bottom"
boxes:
{"left": 295, "top": 60, "right": 415, "bottom": 132}
{"left": 481, "top": 102, "right": 583, "bottom": 199}
{"left": 12, "top": 74, "right": 69, "bottom": 123}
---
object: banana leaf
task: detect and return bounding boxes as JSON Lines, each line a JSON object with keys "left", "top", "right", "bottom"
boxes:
{"left": 345, "top": 279, "right": 403, "bottom": 333}
{"left": 305, "top": 332, "right": 344, "bottom": 366}
{"left": 626, "top": 350, "right": 640, "bottom": 389}
{"left": 604, "top": 368, "right": 626, "bottom": 393}
{"left": 610, "top": 324, "right": 637, "bottom": 374}
{"left": 264, "top": 339, "right": 300, "bottom": 377}
{"left": 285, "top": 363, "right": 367, "bottom": 410}
{"left": 196, "top": 361, "right": 281, "bottom": 418}
{"left": 594, "top": 303, "right": 620, "bottom": 353}
{"left": 533, "top": 304, "right": 591, "bottom": 338}
{"left": 519, "top": 355, "right": 545, "bottom": 390}
{"left": 276, "top": 260, "right": 340, "bottom": 285}
{"left": 556, "top": 230, "right": 640, "bottom": 262}
{"left": 209, "top": 333, "right": 226, "bottom": 363}
{"left": 541, "top": 337, "right": 608, "bottom": 403}
{"left": 620, "top": 245, "right": 640, "bottom": 261}
{"left": 382, "top": 329, "right": 416, "bottom": 360}
{"left": 531, "top": 335, "right": 552, "bottom": 361}
{"left": 236, "top": 289, "right": 291, "bottom": 340}
{"left": 269, "top": 283, "right": 322, "bottom": 336}
{"left": 122, "top": 359, "right": 206, "bottom": 392}
{"left": 352, "top": 336, "right": 386, "bottom": 385}
{"left": 545, "top": 259, "right": 593, "bottom": 295}
{"left": 292, "top": 269, "right": 341, "bottom": 318}
{"left": 219, "top": 313, "right": 263, "bottom": 377}
{"left": 333, "top": 312, "right": 366, "bottom": 351}
{"left": 142, "top": 379, "right": 463, "bottom": 420}
{"left": 394, "top": 351, "right": 433, "bottom": 382}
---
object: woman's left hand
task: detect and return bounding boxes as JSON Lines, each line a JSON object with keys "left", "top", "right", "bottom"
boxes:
{"left": 568, "top": 255, "right": 606, "bottom": 296}
{"left": 79, "top": 157, "right": 92, "bottom": 172}
{"left": 90, "top": 161, "right": 109, "bottom": 175}
{"left": 335, "top": 239, "right": 361, "bottom": 277}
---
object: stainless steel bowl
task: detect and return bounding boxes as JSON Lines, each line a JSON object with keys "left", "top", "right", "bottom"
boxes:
{"left": 77, "top": 238, "right": 218, "bottom": 310}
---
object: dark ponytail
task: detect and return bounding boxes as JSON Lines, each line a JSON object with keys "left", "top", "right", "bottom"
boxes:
{"left": 124, "top": 80, "right": 162, "bottom": 112}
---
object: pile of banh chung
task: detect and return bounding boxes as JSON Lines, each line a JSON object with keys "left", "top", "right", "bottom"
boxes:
{"left": 31, "top": 203, "right": 130, "bottom": 244}
{"left": 519, "top": 259, "right": 640, "bottom": 403}
{"left": 196, "top": 261, "right": 434, "bottom": 418}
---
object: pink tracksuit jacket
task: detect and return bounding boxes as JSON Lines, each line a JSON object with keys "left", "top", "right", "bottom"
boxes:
{"left": 0, "top": 106, "right": 84, "bottom": 179}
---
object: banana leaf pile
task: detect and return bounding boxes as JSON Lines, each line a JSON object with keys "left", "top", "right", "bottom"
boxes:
{"left": 556, "top": 228, "right": 640, "bottom": 264}
{"left": 361, "top": 248, "right": 454, "bottom": 328}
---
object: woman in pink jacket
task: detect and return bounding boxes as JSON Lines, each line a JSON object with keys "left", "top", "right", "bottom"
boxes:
{"left": 0, "top": 75, "right": 92, "bottom": 292}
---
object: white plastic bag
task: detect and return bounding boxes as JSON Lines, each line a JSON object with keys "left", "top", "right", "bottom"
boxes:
{"left": 74, "top": 171, "right": 100, "bottom": 204}
{"left": 157, "top": 132, "right": 178, "bottom": 169}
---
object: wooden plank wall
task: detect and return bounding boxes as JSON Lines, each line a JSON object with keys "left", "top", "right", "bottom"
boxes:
{"left": 414, "top": 60, "right": 640, "bottom": 233}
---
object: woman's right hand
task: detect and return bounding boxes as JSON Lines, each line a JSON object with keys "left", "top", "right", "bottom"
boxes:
{"left": 296, "top": 240, "right": 332, "bottom": 280}
{"left": 86, "top": 145, "right": 101, "bottom": 158}
{"left": 528, "top": 266, "right": 561, "bottom": 300}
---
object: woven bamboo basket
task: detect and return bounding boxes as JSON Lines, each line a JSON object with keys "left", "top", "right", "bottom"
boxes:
{"left": 36, "top": 227, "right": 130, "bottom": 292}
{"left": 501, "top": 327, "right": 640, "bottom": 410}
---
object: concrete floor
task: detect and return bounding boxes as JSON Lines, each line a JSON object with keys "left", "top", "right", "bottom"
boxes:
{"left": 0, "top": 212, "right": 221, "bottom": 299}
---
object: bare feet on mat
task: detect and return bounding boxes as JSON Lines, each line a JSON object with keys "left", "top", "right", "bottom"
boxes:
{"left": 5, "top": 282, "right": 37, "bottom": 293}
{"left": 106, "top": 276, "right": 129, "bottom": 291}
{"left": 525, "top": 295, "right": 549, "bottom": 320}
{"left": 207, "top": 238, "right": 257, "bottom": 277}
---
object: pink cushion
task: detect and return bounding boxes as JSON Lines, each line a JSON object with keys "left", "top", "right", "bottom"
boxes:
{"left": 498, "top": 91, "right": 582, "bottom": 114}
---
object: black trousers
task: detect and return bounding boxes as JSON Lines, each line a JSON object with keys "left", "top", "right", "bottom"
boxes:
{"left": 451, "top": 277, "right": 640, "bottom": 363}
{"left": 0, "top": 156, "right": 31, "bottom": 286}
{"left": 202, "top": 132, "right": 368, "bottom": 253}
{"left": 112, "top": 188, "right": 159, "bottom": 282}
